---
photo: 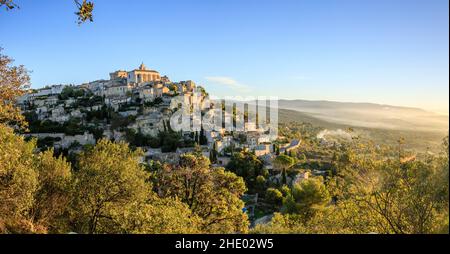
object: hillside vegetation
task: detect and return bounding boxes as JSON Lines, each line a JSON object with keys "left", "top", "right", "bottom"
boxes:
{"left": 279, "top": 108, "right": 447, "bottom": 153}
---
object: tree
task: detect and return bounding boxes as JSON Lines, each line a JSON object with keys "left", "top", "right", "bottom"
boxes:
{"left": 273, "top": 154, "right": 295, "bottom": 185}
{"left": 158, "top": 130, "right": 182, "bottom": 152}
{"left": 252, "top": 212, "right": 305, "bottom": 234}
{"left": 251, "top": 208, "right": 350, "bottom": 234}
{"left": 0, "top": 124, "right": 72, "bottom": 233}
{"left": 108, "top": 196, "right": 201, "bottom": 234}
{"left": 199, "top": 128, "right": 208, "bottom": 145}
{"left": 0, "top": 0, "right": 95, "bottom": 24}
{"left": 30, "top": 149, "right": 72, "bottom": 233}
{"left": 226, "top": 151, "right": 264, "bottom": 193}
{"left": 194, "top": 131, "right": 199, "bottom": 144}
{"left": 255, "top": 138, "right": 449, "bottom": 234}
{"left": 74, "top": 0, "right": 94, "bottom": 24}
{"left": 69, "top": 139, "right": 201, "bottom": 234}
{"left": 69, "top": 139, "right": 151, "bottom": 233}
{"left": 437, "top": 136, "right": 449, "bottom": 206}
{"left": 169, "top": 84, "right": 178, "bottom": 92}
{"left": 0, "top": 48, "right": 30, "bottom": 130}
{"left": 153, "top": 154, "right": 249, "bottom": 233}
{"left": 0, "top": 124, "right": 38, "bottom": 232}
{"left": 328, "top": 141, "right": 449, "bottom": 234}
{"left": 209, "top": 149, "right": 217, "bottom": 164}
{"left": 0, "top": 0, "right": 16, "bottom": 10}
{"left": 282, "top": 177, "right": 330, "bottom": 221}
{"left": 255, "top": 175, "right": 266, "bottom": 194}
{"left": 265, "top": 188, "right": 283, "bottom": 206}
{"left": 298, "top": 153, "right": 306, "bottom": 162}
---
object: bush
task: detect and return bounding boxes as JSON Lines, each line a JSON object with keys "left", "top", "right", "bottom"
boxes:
{"left": 226, "top": 151, "right": 264, "bottom": 193}
{"left": 36, "top": 136, "right": 62, "bottom": 150}
{"left": 265, "top": 188, "right": 283, "bottom": 206}
{"left": 124, "top": 128, "right": 161, "bottom": 148}
{"left": 58, "top": 86, "right": 85, "bottom": 100}
{"left": 144, "top": 97, "right": 163, "bottom": 107}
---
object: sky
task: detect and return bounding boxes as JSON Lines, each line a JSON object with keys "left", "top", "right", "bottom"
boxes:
{"left": 0, "top": 0, "right": 448, "bottom": 114}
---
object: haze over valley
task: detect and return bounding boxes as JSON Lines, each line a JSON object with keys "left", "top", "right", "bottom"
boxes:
{"left": 277, "top": 99, "right": 448, "bottom": 133}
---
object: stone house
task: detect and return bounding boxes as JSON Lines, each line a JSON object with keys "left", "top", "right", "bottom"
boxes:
{"left": 103, "top": 83, "right": 132, "bottom": 98}
{"left": 254, "top": 143, "right": 273, "bottom": 157}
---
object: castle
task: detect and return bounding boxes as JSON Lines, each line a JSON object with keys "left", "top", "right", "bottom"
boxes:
{"left": 109, "top": 63, "right": 163, "bottom": 84}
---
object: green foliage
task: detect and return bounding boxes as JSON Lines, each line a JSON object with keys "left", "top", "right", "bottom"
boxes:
{"left": 86, "top": 126, "right": 104, "bottom": 141}
{"left": 0, "top": 124, "right": 71, "bottom": 233}
{"left": 0, "top": 124, "right": 38, "bottom": 232}
{"left": 255, "top": 175, "right": 267, "bottom": 193}
{"left": 273, "top": 154, "right": 295, "bottom": 184}
{"left": 68, "top": 139, "right": 201, "bottom": 234}
{"left": 1, "top": 1, "right": 95, "bottom": 25}
{"left": 58, "top": 86, "right": 85, "bottom": 100}
{"left": 280, "top": 184, "right": 291, "bottom": 196}
{"left": 118, "top": 101, "right": 140, "bottom": 112}
{"left": 153, "top": 154, "right": 249, "bottom": 233}
{"left": 226, "top": 151, "right": 264, "bottom": 193}
{"left": 209, "top": 149, "right": 218, "bottom": 164}
{"left": 0, "top": 0, "right": 17, "bottom": 10}
{"left": 84, "top": 105, "right": 111, "bottom": 122}
{"left": 28, "top": 118, "right": 85, "bottom": 136}
{"left": 124, "top": 128, "right": 160, "bottom": 148}
{"left": 71, "top": 95, "right": 102, "bottom": 108}
{"left": 110, "top": 197, "right": 201, "bottom": 234}
{"left": 282, "top": 177, "right": 330, "bottom": 220}
{"left": 199, "top": 128, "right": 208, "bottom": 145}
{"left": 125, "top": 127, "right": 196, "bottom": 152}
{"left": 36, "top": 136, "right": 61, "bottom": 150}
{"left": 31, "top": 150, "right": 72, "bottom": 232}
{"left": 265, "top": 188, "right": 283, "bottom": 206}
{"left": 110, "top": 113, "right": 136, "bottom": 131}
{"left": 252, "top": 210, "right": 350, "bottom": 234}
{"left": 0, "top": 48, "right": 30, "bottom": 130}
{"left": 324, "top": 139, "right": 448, "bottom": 233}
{"left": 144, "top": 97, "right": 163, "bottom": 107}
{"left": 256, "top": 138, "right": 449, "bottom": 234}
{"left": 197, "top": 86, "right": 208, "bottom": 97}
{"left": 75, "top": 0, "right": 94, "bottom": 24}
{"left": 70, "top": 139, "right": 151, "bottom": 233}
{"left": 157, "top": 130, "right": 185, "bottom": 152}
{"left": 168, "top": 84, "right": 178, "bottom": 92}
{"left": 273, "top": 154, "right": 295, "bottom": 169}
{"left": 329, "top": 141, "right": 449, "bottom": 233}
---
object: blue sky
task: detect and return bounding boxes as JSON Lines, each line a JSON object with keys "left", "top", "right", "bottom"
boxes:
{"left": 1, "top": 0, "right": 448, "bottom": 113}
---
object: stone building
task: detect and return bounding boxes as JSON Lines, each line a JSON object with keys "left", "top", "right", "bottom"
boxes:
{"left": 138, "top": 86, "right": 156, "bottom": 101}
{"left": 127, "top": 63, "right": 161, "bottom": 84}
{"left": 109, "top": 70, "right": 128, "bottom": 80}
{"left": 103, "top": 83, "right": 132, "bottom": 97}
{"left": 161, "top": 75, "right": 171, "bottom": 83}
{"left": 254, "top": 143, "right": 273, "bottom": 157}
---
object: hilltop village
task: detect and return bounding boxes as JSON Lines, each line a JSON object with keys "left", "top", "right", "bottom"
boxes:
{"left": 2, "top": 0, "right": 448, "bottom": 236}
{"left": 17, "top": 64, "right": 300, "bottom": 172}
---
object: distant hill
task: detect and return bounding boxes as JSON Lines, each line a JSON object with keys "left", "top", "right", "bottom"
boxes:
{"left": 277, "top": 99, "right": 448, "bottom": 133}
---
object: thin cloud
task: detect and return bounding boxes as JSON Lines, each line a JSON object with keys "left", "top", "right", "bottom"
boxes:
{"left": 204, "top": 76, "right": 251, "bottom": 93}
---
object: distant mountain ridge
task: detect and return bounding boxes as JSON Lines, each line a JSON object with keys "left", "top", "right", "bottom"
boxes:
{"left": 278, "top": 99, "right": 436, "bottom": 113}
